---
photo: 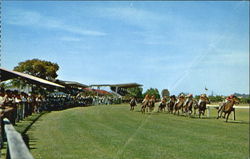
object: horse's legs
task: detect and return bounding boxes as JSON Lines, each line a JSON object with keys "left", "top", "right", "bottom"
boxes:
{"left": 189, "top": 109, "right": 192, "bottom": 116}
{"left": 226, "top": 111, "right": 231, "bottom": 122}
{"left": 233, "top": 108, "right": 236, "bottom": 120}
{"left": 218, "top": 108, "right": 224, "bottom": 119}
{"left": 217, "top": 108, "right": 221, "bottom": 119}
{"left": 222, "top": 112, "right": 226, "bottom": 118}
{"left": 141, "top": 106, "right": 145, "bottom": 114}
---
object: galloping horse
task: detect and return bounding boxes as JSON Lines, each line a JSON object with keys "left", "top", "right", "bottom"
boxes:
{"left": 158, "top": 96, "right": 167, "bottom": 112}
{"left": 183, "top": 94, "right": 194, "bottom": 116}
{"left": 141, "top": 94, "right": 150, "bottom": 114}
{"left": 184, "top": 100, "right": 194, "bottom": 116}
{"left": 173, "top": 94, "right": 185, "bottom": 115}
{"left": 167, "top": 95, "right": 176, "bottom": 114}
{"left": 192, "top": 100, "right": 199, "bottom": 115}
{"left": 217, "top": 96, "right": 239, "bottom": 122}
{"left": 129, "top": 97, "right": 137, "bottom": 111}
{"left": 147, "top": 95, "right": 156, "bottom": 112}
{"left": 197, "top": 94, "right": 210, "bottom": 118}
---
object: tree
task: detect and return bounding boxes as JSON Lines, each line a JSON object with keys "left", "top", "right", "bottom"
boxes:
{"left": 11, "top": 59, "right": 60, "bottom": 94}
{"left": 14, "top": 59, "right": 59, "bottom": 80}
{"left": 208, "top": 95, "right": 224, "bottom": 103}
{"left": 143, "top": 88, "right": 160, "bottom": 99}
{"left": 161, "top": 89, "right": 170, "bottom": 98}
{"left": 127, "top": 87, "right": 143, "bottom": 99}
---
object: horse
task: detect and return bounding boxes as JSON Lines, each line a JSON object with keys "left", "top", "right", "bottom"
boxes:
{"left": 167, "top": 95, "right": 176, "bottom": 114}
{"left": 141, "top": 94, "right": 150, "bottom": 114}
{"left": 141, "top": 100, "right": 148, "bottom": 114}
{"left": 158, "top": 97, "right": 167, "bottom": 112}
{"left": 129, "top": 97, "right": 137, "bottom": 111}
{"left": 217, "top": 96, "right": 239, "bottom": 122}
{"left": 197, "top": 95, "right": 210, "bottom": 118}
{"left": 147, "top": 95, "right": 156, "bottom": 112}
{"left": 183, "top": 98, "right": 194, "bottom": 116}
{"left": 173, "top": 96, "right": 185, "bottom": 115}
{"left": 192, "top": 100, "right": 199, "bottom": 116}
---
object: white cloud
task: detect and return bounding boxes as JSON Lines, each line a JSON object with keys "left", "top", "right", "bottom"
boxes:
{"left": 6, "top": 9, "right": 107, "bottom": 36}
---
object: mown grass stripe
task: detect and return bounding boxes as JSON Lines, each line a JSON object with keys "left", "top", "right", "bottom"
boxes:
{"left": 26, "top": 104, "right": 249, "bottom": 159}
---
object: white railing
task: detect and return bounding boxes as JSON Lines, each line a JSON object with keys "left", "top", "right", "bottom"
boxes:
{"left": 3, "top": 118, "right": 34, "bottom": 159}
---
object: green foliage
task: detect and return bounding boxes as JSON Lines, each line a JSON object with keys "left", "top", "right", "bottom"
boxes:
{"left": 127, "top": 87, "right": 143, "bottom": 98}
{"left": 208, "top": 95, "right": 224, "bottom": 103}
{"left": 240, "top": 97, "right": 250, "bottom": 104}
{"left": 161, "top": 89, "right": 170, "bottom": 97}
{"left": 143, "top": 88, "right": 160, "bottom": 99}
{"left": 14, "top": 58, "right": 59, "bottom": 80}
{"left": 10, "top": 59, "right": 59, "bottom": 94}
{"left": 0, "top": 82, "right": 13, "bottom": 89}
{"left": 194, "top": 95, "right": 200, "bottom": 101}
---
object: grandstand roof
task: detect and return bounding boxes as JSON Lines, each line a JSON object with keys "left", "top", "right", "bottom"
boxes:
{"left": 55, "top": 80, "right": 88, "bottom": 88}
{"left": 0, "top": 67, "right": 64, "bottom": 88}
{"left": 90, "top": 83, "right": 142, "bottom": 88}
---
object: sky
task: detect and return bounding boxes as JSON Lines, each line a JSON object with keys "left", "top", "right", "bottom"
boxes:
{"left": 1, "top": 1, "right": 249, "bottom": 96}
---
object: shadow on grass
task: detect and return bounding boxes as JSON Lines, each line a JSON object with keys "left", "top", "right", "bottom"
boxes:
{"left": 224, "top": 120, "right": 249, "bottom": 124}
{"left": 189, "top": 116, "right": 218, "bottom": 119}
{"left": 21, "top": 112, "right": 48, "bottom": 150}
{"left": 22, "top": 112, "right": 47, "bottom": 134}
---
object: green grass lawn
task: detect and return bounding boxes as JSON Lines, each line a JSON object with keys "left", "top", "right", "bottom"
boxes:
{"left": 26, "top": 104, "right": 249, "bottom": 159}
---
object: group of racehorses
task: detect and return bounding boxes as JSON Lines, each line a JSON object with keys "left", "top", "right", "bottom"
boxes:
{"left": 129, "top": 94, "right": 240, "bottom": 122}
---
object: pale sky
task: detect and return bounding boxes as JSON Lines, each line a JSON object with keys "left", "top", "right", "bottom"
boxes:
{"left": 2, "top": 1, "right": 249, "bottom": 95}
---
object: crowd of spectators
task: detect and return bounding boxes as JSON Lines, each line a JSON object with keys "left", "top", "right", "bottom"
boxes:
{"left": 0, "top": 87, "right": 122, "bottom": 126}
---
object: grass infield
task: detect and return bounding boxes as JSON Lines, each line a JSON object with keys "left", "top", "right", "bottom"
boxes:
{"left": 25, "top": 104, "right": 249, "bottom": 159}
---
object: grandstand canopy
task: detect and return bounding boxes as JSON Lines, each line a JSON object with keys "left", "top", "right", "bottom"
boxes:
{"left": 90, "top": 83, "right": 142, "bottom": 88}
{"left": 55, "top": 80, "right": 88, "bottom": 89}
{"left": 0, "top": 67, "right": 64, "bottom": 88}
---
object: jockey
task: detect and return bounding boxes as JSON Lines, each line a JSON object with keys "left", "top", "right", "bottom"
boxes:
{"left": 167, "top": 95, "right": 175, "bottom": 104}
{"left": 142, "top": 94, "right": 150, "bottom": 104}
{"left": 161, "top": 96, "right": 167, "bottom": 104}
{"left": 219, "top": 95, "right": 236, "bottom": 113}
{"left": 176, "top": 94, "right": 185, "bottom": 104}
{"left": 198, "top": 94, "right": 207, "bottom": 105}
{"left": 151, "top": 95, "right": 156, "bottom": 100}
{"left": 224, "top": 94, "right": 234, "bottom": 103}
{"left": 130, "top": 96, "right": 137, "bottom": 105}
{"left": 184, "top": 94, "right": 193, "bottom": 106}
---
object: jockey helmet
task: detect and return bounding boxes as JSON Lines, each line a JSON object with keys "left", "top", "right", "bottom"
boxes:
{"left": 170, "top": 95, "right": 176, "bottom": 98}
{"left": 180, "top": 94, "right": 185, "bottom": 98}
{"left": 201, "top": 94, "right": 206, "bottom": 97}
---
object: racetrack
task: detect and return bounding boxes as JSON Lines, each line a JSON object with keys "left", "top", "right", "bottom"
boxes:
{"left": 27, "top": 104, "right": 249, "bottom": 159}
